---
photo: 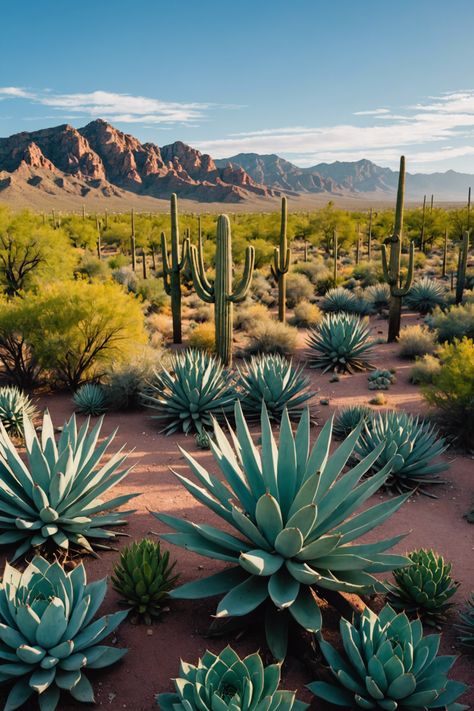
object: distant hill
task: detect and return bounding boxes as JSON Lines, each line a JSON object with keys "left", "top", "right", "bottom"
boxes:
{"left": 0, "top": 120, "right": 472, "bottom": 208}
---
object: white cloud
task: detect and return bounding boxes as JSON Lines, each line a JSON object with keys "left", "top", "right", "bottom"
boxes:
{"left": 353, "top": 108, "right": 390, "bottom": 116}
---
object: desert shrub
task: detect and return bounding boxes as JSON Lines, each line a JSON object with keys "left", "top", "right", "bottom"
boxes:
{"left": 405, "top": 277, "right": 447, "bottom": 314}
{"left": 285, "top": 272, "right": 314, "bottom": 307}
{"left": 350, "top": 260, "right": 383, "bottom": 287}
{"left": 0, "top": 299, "right": 44, "bottom": 388}
{"left": 364, "top": 282, "right": 391, "bottom": 313}
{"left": 234, "top": 302, "right": 269, "bottom": 331}
{"left": 135, "top": 277, "right": 168, "bottom": 311}
{"left": 244, "top": 320, "right": 297, "bottom": 356}
{"left": 250, "top": 270, "right": 275, "bottom": 305}
{"left": 108, "top": 252, "right": 129, "bottom": 270}
{"left": 398, "top": 324, "right": 437, "bottom": 359}
{"left": 423, "top": 337, "right": 474, "bottom": 450}
{"left": 188, "top": 322, "right": 216, "bottom": 352}
{"left": 291, "top": 299, "right": 322, "bottom": 327}
{"left": 112, "top": 265, "right": 138, "bottom": 291}
{"left": 104, "top": 347, "right": 164, "bottom": 411}
{"left": 410, "top": 354, "right": 442, "bottom": 384}
{"left": 147, "top": 312, "right": 173, "bottom": 340}
{"left": 191, "top": 303, "right": 213, "bottom": 322}
{"left": 426, "top": 302, "right": 474, "bottom": 342}
{"left": 1, "top": 281, "right": 147, "bottom": 389}
{"left": 75, "top": 253, "right": 109, "bottom": 281}
{"left": 293, "top": 259, "right": 331, "bottom": 286}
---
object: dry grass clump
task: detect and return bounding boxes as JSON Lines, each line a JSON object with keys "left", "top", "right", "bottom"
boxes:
{"left": 397, "top": 324, "right": 437, "bottom": 359}
{"left": 291, "top": 300, "right": 323, "bottom": 327}
{"left": 244, "top": 320, "right": 297, "bottom": 356}
{"left": 188, "top": 322, "right": 216, "bottom": 352}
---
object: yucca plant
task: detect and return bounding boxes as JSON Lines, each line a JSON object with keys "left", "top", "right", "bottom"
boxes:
{"left": 365, "top": 283, "right": 391, "bottom": 313}
{"left": 405, "top": 277, "right": 447, "bottom": 314}
{"left": 238, "top": 354, "right": 316, "bottom": 421}
{"left": 321, "top": 287, "right": 359, "bottom": 313}
{"left": 157, "top": 646, "right": 308, "bottom": 711}
{"left": 307, "top": 313, "right": 375, "bottom": 373}
{"left": 112, "top": 539, "right": 179, "bottom": 624}
{"left": 0, "top": 385, "right": 37, "bottom": 438}
{"left": 0, "top": 556, "right": 128, "bottom": 711}
{"left": 354, "top": 410, "right": 449, "bottom": 496}
{"left": 153, "top": 403, "right": 410, "bottom": 659}
{"left": 142, "top": 349, "right": 235, "bottom": 435}
{"left": 0, "top": 410, "right": 138, "bottom": 560}
{"left": 457, "top": 593, "right": 474, "bottom": 651}
{"left": 309, "top": 604, "right": 468, "bottom": 710}
{"left": 333, "top": 405, "right": 372, "bottom": 440}
{"left": 387, "top": 549, "right": 459, "bottom": 626}
{"left": 73, "top": 383, "right": 107, "bottom": 416}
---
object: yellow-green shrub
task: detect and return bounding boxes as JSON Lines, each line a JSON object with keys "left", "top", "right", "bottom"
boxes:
{"left": 188, "top": 322, "right": 216, "bottom": 352}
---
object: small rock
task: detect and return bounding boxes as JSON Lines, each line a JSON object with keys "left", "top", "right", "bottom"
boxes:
{"left": 319, "top": 398, "right": 330, "bottom": 406}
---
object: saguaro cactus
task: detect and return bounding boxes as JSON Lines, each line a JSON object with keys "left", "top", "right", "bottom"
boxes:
{"left": 161, "top": 193, "right": 188, "bottom": 344}
{"left": 332, "top": 229, "right": 338, "bottom": 286}
{"left": 420, "top": 195, "right": 426, "bottom": 252}
{"left": 189, "top": 214, "right": 254, "bottom": 366}
{"left": 130, "top": 208, "right": 136, "bottom": 271}
{"left": 367, "top": 208, "right": 373, "bottom": 260}
{"left": 441, "top": 228, "right": 448, "bottom": 278}
{"left": 96, "top": 217, "right": 102, "bottom": 260}
{"left": 355, "top": 223, "right": 361, "bottom": 264}
{"left": 271, "top": 197, "right": 291, "bottom": 322}
{"left": 381, "top": 156, "right": 414, "bottom": 342}
{"left": 455, "top": 230, "right": 469, "bottom": 304}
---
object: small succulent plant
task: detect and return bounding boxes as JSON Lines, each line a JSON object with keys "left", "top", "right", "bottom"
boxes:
{"left": 195, "top": 429, "right": 212, "bottom": 449}
{"left": 142, "top": 349, "right": 235, "bottom": 435}
{"left": 333, "top": 404, "right": 372, "bottom": 439}
{"left": 153, "top": 403, "right": 410, "bottom": 659}
{"left": 0, "top": 385, "right": 37, "bottom": 437}
{"left": 387, "top": 549, "right": 459, "bottom": 626}
{"left": 0, "top": 410, "right": 137, "bottom": 559}
{"left": 405, "top": 277, "right": 447, "bottom": 314}
{"left": 368, "top": 369, "right": 396, "bottom": 391}
{"left": 309, "top": 604, "right": 468, "bottom": 710}
{"left": 354, "top": 410, "right": 449, "bottom": 495}
{"left": 0, "top": 556, "right": 128, "bottom": 711}
{"left": 73, "top": 383, "right": 107, "bottom": 416}
{"left": 457, "top": 593, "right": 474, "bottom": 651}
{"left": 156, "top": 646, "right": 308, "bottom": 711}
{"left": 112, "top": 539, "right": 178, "bottom": 624}
{"left": 238, "top": 353, "right": 316, "bottom": 421}
{"left": 307, "top": 313, "right": 375, "bottom": 373}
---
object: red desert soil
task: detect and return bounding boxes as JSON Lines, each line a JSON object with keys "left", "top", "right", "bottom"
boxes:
{"left": 2, "top": 312, "right": 472, "bottom": 710}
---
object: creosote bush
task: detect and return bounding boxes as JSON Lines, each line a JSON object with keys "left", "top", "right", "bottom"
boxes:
{"left": 285, "top": 272, "right": 314, "bottom": 307}
{"left": 188, "top": 321, "right": 216, "bottom": 352}
{"left": 397, "top": 324, "right": 437, "bottom": 359}
{"left": 244, "top": 320, "right": 297, "bottom": 356}
{"left": 290, "top": 300, "right": 322, "bottom": 327}
{"left": 410, "top": 354, "right": 442, "bottom": 385}
{"left": 426, "top": 302, "right": 474, "bottom": 343}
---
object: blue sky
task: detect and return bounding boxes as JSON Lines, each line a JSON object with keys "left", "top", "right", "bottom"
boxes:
{"left": 2, "top": 0, "right": 474, "bottom": 172}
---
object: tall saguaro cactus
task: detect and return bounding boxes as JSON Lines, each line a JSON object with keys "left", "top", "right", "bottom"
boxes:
{"left": 441, "top": 228, "right": 448, "bottom": 278}
{"left": 381, "top": 156, "right": 415, "bottom": 342}
{"left": 367, "top": 208, "right": 373, "bottom": 261}
{"left": 355, "top": 223, "right": 361, "bottom": 264}
{"left": 271, "top": 197, "right": 291, "bottom": 322}
{"left": 420, "top": 195, "right": 426, "bottom": 252}
{"left": 189, "top": 215, "right": 255, "bottom": 366}
{"left": 96, "top": 217, "right": 102, "bottom": 260}
{"left": 161, "top": 193, "right": 188, "bottom": 344}
{"left": 130, "top": 208, "right": 136, "bottom": 271}
{"left": 332, "top": 229, "right": 338, "bottom": 286}
{"left": 455, "top": 230, "right": 469, "bottom": 304}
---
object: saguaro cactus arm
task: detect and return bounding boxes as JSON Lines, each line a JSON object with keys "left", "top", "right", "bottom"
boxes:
{"left": 189, "top": 244, "right": 215, "bottom": 303}
{"left": 228, "top": 246, "right": 255, "bottom": 303}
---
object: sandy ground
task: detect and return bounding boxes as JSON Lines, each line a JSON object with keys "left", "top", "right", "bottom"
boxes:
{"left": 1, "top": 312, "right": 472, "bottom": 710}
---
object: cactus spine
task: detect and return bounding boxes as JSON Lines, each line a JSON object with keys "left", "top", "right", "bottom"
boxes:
{"left": 161, "top": 193, "right": 188, "bottom": 344}
{"left": 455, "top": 230, "right": 469, "bottom": 304}
{"left": 131, "top": 208, "right": 136, "bottom": 271}
{"left": 367, "top": 208, "right": 373, "bottom": 260}
{"left": 381, "top": 156, "right": 414, "bottom": 342}
{"left": 271, "top": 197, "right": 291, "bottom": 322}
{"left": 189, "top": 215, "right": 254, "bottom": 366}
{"left": 333, "top": 229, "right": 338, "bottom": 286}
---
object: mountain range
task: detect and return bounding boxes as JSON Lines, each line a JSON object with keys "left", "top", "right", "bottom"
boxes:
{"left": 0, "top": 119, "right": 472, "bottom": 208}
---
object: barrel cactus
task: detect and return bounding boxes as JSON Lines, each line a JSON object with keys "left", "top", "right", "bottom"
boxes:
{"left": 354, "top": 410, "right": 449, "bottom": 495}
{"left": 309, "top": 604, "right": 468, "bottom": 710}
{"left": 153, "top": 403, "right": 410, "bottom": 659}
{"left": 73, "top": 383, "right": 107, "bottom": 416}
{"left": 0, "top": 556, "right": 128, "bottom": 711}
{"left": 387, "top": 549, "right": 459, "bottom": 626}
{"left": 142, "top": 349, "right": 235, "bottom": 435}
{"left": 238, "top": 354, "right": 316, "bottom": 421}
{"left": 0, "top": 386, "right": 37, "bottom": 438}
{"left": 157, "top": 646, "right": 308, "bottom": 711}
{"left": 0, "top": 410, "right": 137, "bottom": 560}
{"left": 112, "top": 539, "right": 178, "bottom": 624}
{"left": 307, "top": 313, "right": 375, "bottom": 373}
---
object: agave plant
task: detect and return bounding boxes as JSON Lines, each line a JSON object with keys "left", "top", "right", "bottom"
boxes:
{"left": 354, "top": 410, "right": 449, "bottom": 496}
{"left": 153, "top": 403, "right": 410, "bottom": 659}
{"left": 365, "top": 283, "right": 391, "bottom": 313}
{"left": 405, "top": 277, "right": 447, "bottom": 314}
{"left": 457, "top": 593, "right": 474, "bottom": 651}
{"left": 0, "top": 556, "right": 128, "bottom": 711}
{"left": 387, "top": 549, "right": 459, "bottom": 626}
{"left": 0, "top": 410, "right": 138, "bottom": 560}
{"left": 309, "top": 604, "right": 468, "bottom": 710}
{"left": 142, "top": 349, "right": 235, "bottom": 435}
{"left": 0, "top": 386, "right": 37, "bottom": 438}
{"left": 321, "top": 287, "right": 359, "bottom": 313}
{"left": 307, "top": 313, "right": 375, "bottom": 373}
{"left": 112, "top": 539, "right": 178, "bottom": 624}
{"left": 157, "top": 646, "right": 308, "bottom": 711}
{"left": 333, "top": 405, "right": 372, "bottom": 440}
{"left": 238, "top": 354, "right": 316, "bottom": 421}
{"left": 73, "top": 383, "right": 107, "bottom": 416}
